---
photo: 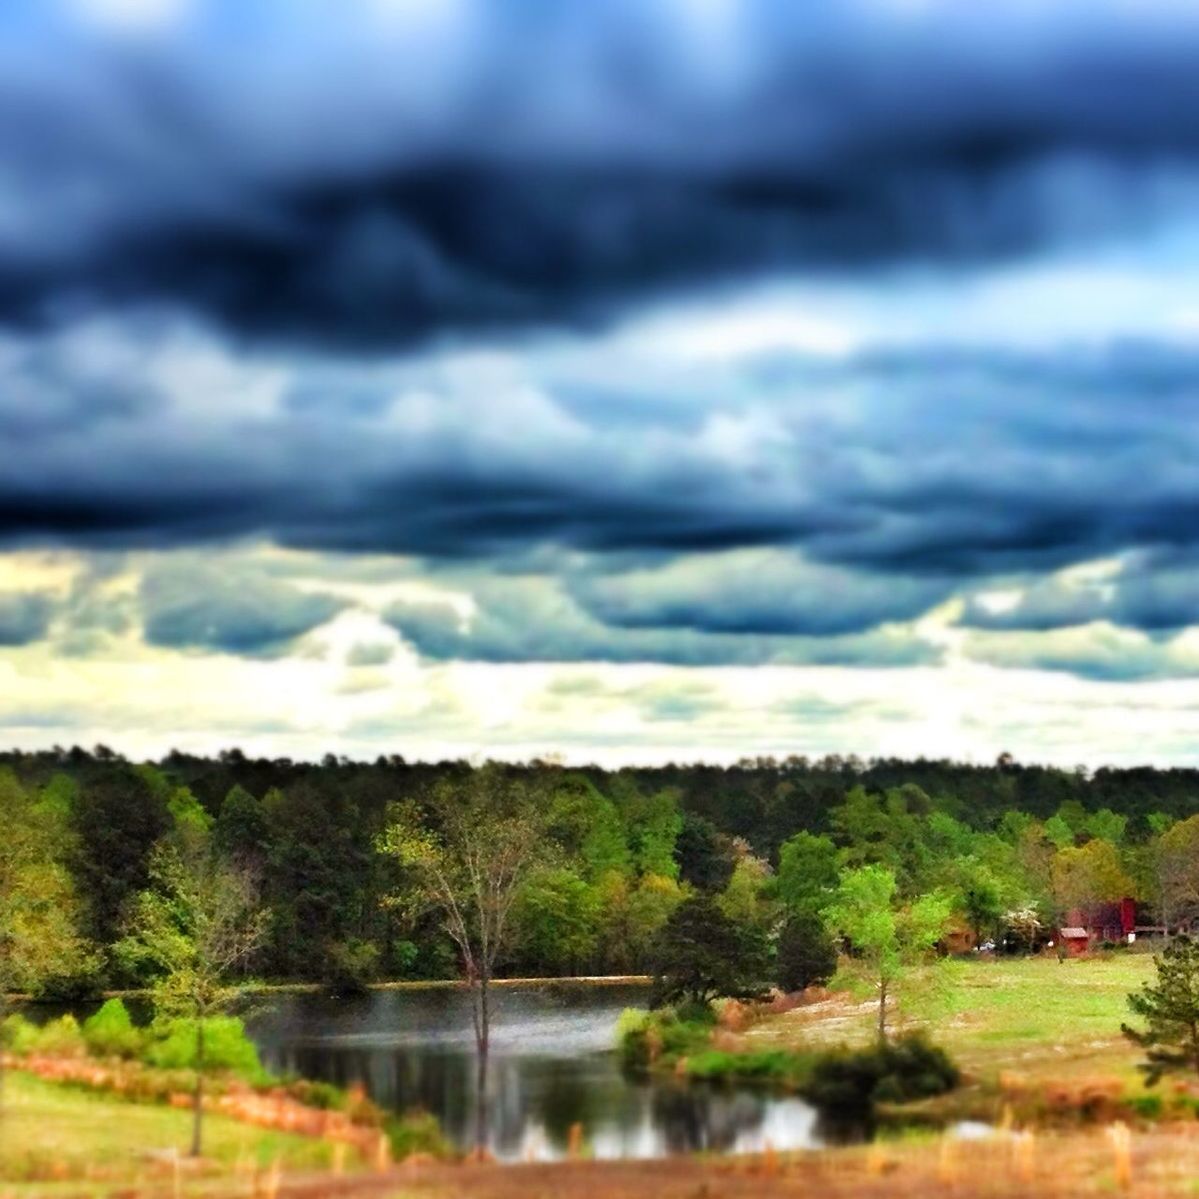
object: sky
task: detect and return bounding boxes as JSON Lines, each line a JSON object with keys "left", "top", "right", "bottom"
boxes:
{"left": 4, "top": 0, "right": 1199, "bottom": 766}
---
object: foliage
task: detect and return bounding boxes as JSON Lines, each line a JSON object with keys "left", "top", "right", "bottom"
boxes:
{"left": 324, "top": 937, "right": 382, "bottom": 994}
{"left": 776, "top": 914, "right": 837, "bottom": 992}
{"left": 775, "top": 831, "right": 840, "bottom": 917}
{"left": 117, "top": 833, "right": 267, "bottom": 1154}
{"left": 674, "top": 812, "right": 734, "bottom": 893}
{"left": 385, "top": 1110, "right": 449, "bottom": 1160}
{"left": 1123, "top": 937, "right": 1199, "bottom": 1084}
{"left": 9, "top": 745, "right": 1199, "bottom": 991}
{"left": 616, "top": 1006, "right": 716, "bottom": 1070}
{"left": 1052, "top": 839, "right": 1133, "bottom": 915}
{"left": 802, "top": 1033, "right": 959, "bottom": 1116}
{"left": 31, "top": 1014, "right": 86, "bottom": 1057}
{"left": 378, "top": 766, "right": 547, "bottom": 1059}
{"left": 1, "top": 1013, "right": 39, "bottom": 1055}
{"left": 822, "top": 865, "right": 952, "bottom": 1040}
{"left": 144, "top": 1016, "right": 263, "bottom": 1076}
{"left": 512, "top": 866, "right": 601, "bottom": 974}
{"left": 82, "top": 998, "right": 143, "bottom": 1059}
{"left": 649, "top": 895, "right": 771, "bottom": 1008}
{"left": 0, "top": 770, "right": 95, "bottom": 1002}
{"left": 685, "top": 1048, "right": 812, "bottom": 1086}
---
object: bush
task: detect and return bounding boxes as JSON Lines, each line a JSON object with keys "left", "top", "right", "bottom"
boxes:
{"left": 776, "top": 915, "right": 837, "bottom": 993}
{"left": 287, "top": 1078, "right": 347, "bottom": 1111}
{"left": 1, "top": 1013, "right": 39, "bottom": 1055}
{"left": 386, "top": 1110, "right": 450, "bottom": 1160}
{"left": 803, "top": 1034, "right": 959, "bottom": 1117}
{"left": 144, "top": 1016, "right": 262, "bottom": 1077}
{"left": 1129, "top": 1092, "right": 1164, "bottom": 1119}
{"left": 32, "top": 1014, "right": 86, "bottom": 1057}
{"left": 616, "top": 1007, "right": 713, "bottom": 1070}
{"left": 82, "top": 999, "right": 143, "bottom": 1059}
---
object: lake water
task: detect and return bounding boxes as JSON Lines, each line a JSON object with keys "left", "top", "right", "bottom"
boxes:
{"left": 246, "top": 983, "right": 826, "bottom": 1161}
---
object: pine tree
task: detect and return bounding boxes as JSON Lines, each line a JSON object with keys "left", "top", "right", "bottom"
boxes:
{"left": 1123, "top": 937, "right": 1199, "bottom": 1083}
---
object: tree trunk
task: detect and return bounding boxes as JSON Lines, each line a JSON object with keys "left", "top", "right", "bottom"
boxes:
{"left": 877, "top": 976, "right": 888, "bottom": 1043}
{"left": 190, "top": 1016, "right": 205, "bottom": 1158}
{"left": 473, "top": 972, "right": 491, "bottom": 1153}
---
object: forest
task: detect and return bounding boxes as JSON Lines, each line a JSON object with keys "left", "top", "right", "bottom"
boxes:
{"left": 3, "top": 745, "right": 1199, "bottom": 995}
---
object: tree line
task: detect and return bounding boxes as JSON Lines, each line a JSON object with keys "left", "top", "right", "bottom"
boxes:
{"left": 3, "top": 745, "right": 1199, "bottom": 999}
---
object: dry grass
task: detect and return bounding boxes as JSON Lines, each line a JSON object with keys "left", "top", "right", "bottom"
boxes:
{"left": 309, "top": 1130, "right": 1199, "bottom": 1199}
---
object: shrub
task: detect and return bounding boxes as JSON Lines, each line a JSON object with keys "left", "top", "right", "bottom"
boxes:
{"left": 616, "top": 1007, "right": 714, "bottom": 1070}
{"left": 1129, "top": 1092, "right": 1164, "bottom": 1119}
{"left": 776, "top": 915, "right": 837, "bottom": 993}
{"left": 32, "top": 1014, "right": 86, "bottom": 1057}
{"left": 288, "top": 1079, "right": 346, "bottom": 1110}
{"left": 82, "top": 999, "right": 142, "bottom": 1059}
{"left": 144, "top": 1016, "right": 262, "bottom": 1077}
{"left": 616, "top": 1008, "right": 655, "bottom": 1068}
{"left": 1, "top": 1013, "right": 39, "bottom": 1055}
{"left": 803, "top": 1034, "right": 959, "bottom": 1117}
{"left": 386, "top": 1110, "right": 450, "bottom": 1160}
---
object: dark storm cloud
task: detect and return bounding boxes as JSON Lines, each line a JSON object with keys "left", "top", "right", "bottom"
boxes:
{"left": 565, "top": 550, "right": 953, "bottom": 636}
{"left": 380, "top": 577, "right": 939, "bottom": 668}
{"left": 3, "top": 327, "right": 1199, "bottom": 595}
{"left": 960, "top": 555, "right": 1199, "bottom": 635}
{"left": 139, "top": 561, "right": 346, "bottom": 654}
{"left": 4, "top": 2, "right": 1199, "bottom": 347}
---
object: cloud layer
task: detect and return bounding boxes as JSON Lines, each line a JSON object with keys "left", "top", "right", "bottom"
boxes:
{"left": 1, "top": 2, "right": 1198, "bottom": 761}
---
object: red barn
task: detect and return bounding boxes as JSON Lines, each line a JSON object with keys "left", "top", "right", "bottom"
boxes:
{"left": 1057, "top": 898, "right": 1137, "bottom": 954}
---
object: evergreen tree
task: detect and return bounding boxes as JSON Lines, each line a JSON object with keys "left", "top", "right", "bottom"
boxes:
{"left": 1123, "top": 937, "right": 1199, "bottom": 1083}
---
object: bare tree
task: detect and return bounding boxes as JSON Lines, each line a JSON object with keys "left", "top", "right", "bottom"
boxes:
{"left": 378, "top": 766, "right": 544, "bottom": 1150}
{"left": 120, "top": 839, "right": 267, "bottom": 1156}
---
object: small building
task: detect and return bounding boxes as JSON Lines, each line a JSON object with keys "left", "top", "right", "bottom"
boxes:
{"left": 1057, "top": 898, "right": 1138, "bottom": 955}
{"left": 1059, "top": 926, "right": 1090, "bottom": 957}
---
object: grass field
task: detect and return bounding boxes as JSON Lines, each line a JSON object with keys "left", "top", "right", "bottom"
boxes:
{"left": 745, "top": 953, "right": 1158, "bottom": 1088}
{"left": 0, "top": 1070, "right": 354, "bottom": 1190}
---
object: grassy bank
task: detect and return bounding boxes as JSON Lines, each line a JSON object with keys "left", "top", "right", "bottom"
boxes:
{"left": 746, "top": 954, "right": 1155, "bottom": 1085}
{"left": 0, "top": 1071, "right": 347, "bottom": 1188}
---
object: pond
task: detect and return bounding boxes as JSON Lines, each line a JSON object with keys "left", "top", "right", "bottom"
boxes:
{"left": 246, "top": 983, "right": 827, "bottom": 1161}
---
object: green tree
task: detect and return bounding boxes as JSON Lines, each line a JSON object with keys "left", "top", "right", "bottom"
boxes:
{"left": 822, "top": 865, "right": 952, "bottom": 1042}
{"left": 649, "top": 895, "right": 770, "bottom": 1009}
{"left": 70, "top": 768, "right": 172, "bottom": 954}
{"left": 955, "top": 860, "right": 1006, "bottom": 946}
{"left": 118, "top": 838, "right": 267, "bottom": 1155}
{"left": 627, "top": 788, "right": 683, "bottom": 880}
{"left": 776, "top": 914, "right": 837, "bottom": 993}
{"left": 0, "top": 771, "right": 94, "bottom": 1110}
{"left": 1123, "top": 938, "right": 1199, "bottom": 1083}
{"left": 512, "top": 866, "right": 600, "bottom": 974}
{"left": 675, "top": 812, "right": 733, "bottom": 893}
{"left": 377, "top": 767, "right": 545, "bottom": 1148}
{"left": 775, "top": 830, "right": 840, "bottom": 917}
{"left": 1050, "top": 839, "right": 1133, "bottom": 918}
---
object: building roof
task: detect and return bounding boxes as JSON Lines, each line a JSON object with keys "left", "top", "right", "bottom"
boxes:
{"left": 1060, "top": 927, "right": 1089, "bottom": 939}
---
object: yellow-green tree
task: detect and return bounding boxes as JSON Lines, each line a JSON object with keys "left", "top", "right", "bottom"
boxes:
{"left": 823, "top": 864, "right": 952, "bottom": 1042}
{"left": 0, "top": 771, "right": 94, "bottom": 1111}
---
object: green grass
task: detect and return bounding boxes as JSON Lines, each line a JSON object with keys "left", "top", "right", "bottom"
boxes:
{"left": 0, "top": 1070, "right": 348, "bottom": 1191}
{"left": 746, "top": 953, "right": 1158, "bottom": 1087}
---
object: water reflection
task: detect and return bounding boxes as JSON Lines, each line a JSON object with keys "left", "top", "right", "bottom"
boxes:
{"left": 247, "top": 984, "right": 825, "bottom": 1160}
